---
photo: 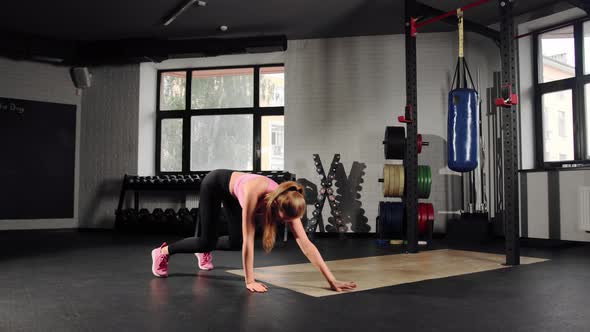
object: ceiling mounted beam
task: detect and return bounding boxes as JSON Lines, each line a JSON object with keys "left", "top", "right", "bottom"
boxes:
{"left": 73, "top": 35, "right": 288, "bottom": 66}
{"left": 414, "top": 2, "right": 500, "bottom": 43}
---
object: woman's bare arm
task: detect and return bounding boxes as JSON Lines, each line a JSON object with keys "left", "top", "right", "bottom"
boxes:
{"left": 287, "top": 218, "right": 356, "bottom": 291}
{"left": 240, "top": 179, "right": 268, "bottom": 293}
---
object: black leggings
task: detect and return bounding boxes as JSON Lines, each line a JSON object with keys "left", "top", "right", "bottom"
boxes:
{"left": 168, "top": 169, "right": 242, "bottom": 254}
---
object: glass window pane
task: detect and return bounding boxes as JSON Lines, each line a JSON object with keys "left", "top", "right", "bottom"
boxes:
{"left": 261, "top": 116, "right": 284, "bottom": 170}
{"left": 159, "top": 72, "right": 186, "bottom": 110}
{"left": 539, "top": 26, "right": 575, "bottom": 83}
{"left": 191, "top": 68, "right": 253, "bottom": 109}
{"left": 260, "top": 67, "right": 285, "bottom": 107}
{"left": 190, "top": 115, "right": 253, "bottom": 170}
{"left": 542, "top": 90, "right": 574, "bottom": 162}
{"left": 160, "top": 119, "right": 183, "bottom": 171}
{"left": 585, "top": 84, "right": 590, "bottom": 159}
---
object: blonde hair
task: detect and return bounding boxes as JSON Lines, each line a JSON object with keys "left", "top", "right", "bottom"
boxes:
{"left": 262, "top": 181, "right": 306, "bottom": 253}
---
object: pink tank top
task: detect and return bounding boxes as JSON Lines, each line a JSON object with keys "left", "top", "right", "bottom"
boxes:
{"left": 233, "top": 174, "right": 279, "bottom": 208}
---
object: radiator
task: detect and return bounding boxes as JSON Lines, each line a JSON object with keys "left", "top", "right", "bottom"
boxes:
{"left": 580, "top": 187, "right": 590, "bottom": 232}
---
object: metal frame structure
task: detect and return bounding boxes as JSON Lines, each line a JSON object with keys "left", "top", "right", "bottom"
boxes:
{"left": 155, "top": 64, "right": 285, "bottom": 175}
{"left": 404, "top": 0, "right": 420, "bottom": 253}
{"left": 405, "top": 0, "right": 521, "bottom": 264}
{"left": 498, "top": 0, "right": 520, "bottom": 265}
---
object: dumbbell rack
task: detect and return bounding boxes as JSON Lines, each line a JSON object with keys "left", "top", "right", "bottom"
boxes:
{"left": 116, "top": 174, "right": 202, "bottom": 213}
{"left": 307, "top": 154, "right": 345, "bottom": 236}
{"left": 115, "top": 174, "right": 203, "bottom": 234}
{"left": 115, "top": 171, "right": 296, "bottom": 235}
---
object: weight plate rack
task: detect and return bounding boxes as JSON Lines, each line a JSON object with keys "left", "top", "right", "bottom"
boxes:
{"left": 379, "top": 123, "right": 434, "bottom": 248}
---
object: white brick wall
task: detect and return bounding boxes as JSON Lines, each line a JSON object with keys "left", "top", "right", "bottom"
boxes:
{"left": 0, "top": 58, "right": 81, "bottom": 230}
{"left": 286, "top": 33, "right": 499, "bottom": 232}
{"left": 79, "top": 65, "right": 140, "bottom": 228}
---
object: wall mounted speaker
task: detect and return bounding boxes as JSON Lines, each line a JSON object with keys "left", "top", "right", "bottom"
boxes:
{"left": 70, "top": 67, "right": 92, "bottom": 89}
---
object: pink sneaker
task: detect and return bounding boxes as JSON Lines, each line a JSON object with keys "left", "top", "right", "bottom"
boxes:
{"left": 151, "top": 243, "right": 169, "bottom": 278}
{"left": 195, "top": 252, "right": 214, "bottom": 270}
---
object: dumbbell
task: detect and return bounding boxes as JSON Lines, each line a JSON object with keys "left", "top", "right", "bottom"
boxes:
{"left": 127, "top": 209, "right": 139, "bottom": 228}
{"left": 165, "top": 208, "right": 177, "bottom": 223}
{"left": 152, "top": 209, "right": 166, "bottom": 232}
{"left": 178, "top": 208, "right": 194, "bottom": 235}
{"left": 137, "top": 208, "right": 153, "bottom": 232}
{"left": 115, "top": 209, "right": 129, "bottom": 230}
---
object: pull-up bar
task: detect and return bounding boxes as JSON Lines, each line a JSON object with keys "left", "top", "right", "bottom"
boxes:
{"left": 411, "top": 0, "right": 494, "bottom": 36}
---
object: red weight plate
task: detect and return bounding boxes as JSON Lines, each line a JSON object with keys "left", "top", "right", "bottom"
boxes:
{"left": 417, "top": 203, "right": 426, "bottom": 234}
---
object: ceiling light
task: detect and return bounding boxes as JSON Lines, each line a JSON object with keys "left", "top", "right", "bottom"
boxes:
{"left": 219, "top": 25, "right": 229, "bottom": 32}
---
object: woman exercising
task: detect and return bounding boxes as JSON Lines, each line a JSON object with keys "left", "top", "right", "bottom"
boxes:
{"left": 150, "top": 169, "right": 357, "bottom": 293}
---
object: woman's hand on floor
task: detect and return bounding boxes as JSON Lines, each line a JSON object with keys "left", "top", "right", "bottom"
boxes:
{"left": 246, "top": 281, "right": 268, "bottom": 293}
{"left": 329, "top": 280, "right": 357, "bottom": 292}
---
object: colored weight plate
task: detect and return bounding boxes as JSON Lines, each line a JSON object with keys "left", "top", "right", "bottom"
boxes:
{"left": 392, "top": 165, "right": 399, "bottom": 197}
{"left": 394, "top": 166, "right": 400, "bottom": 197}
{"left": 378, "top": 202, "right": 386, "bottom": 234}
{"left": 383, "top": 166, "right": 390, "bottom": 197}
{"left": 384, "top": 127, "right": 406, "bottom": 159}
{"left": 387, "top": 202, "right": 395, "bottom": 235}
{"left": 418, "top": 165, "right": 430, "bottom": 199}
{"left": 417, "top": 204, "right": 426, "bottom": 235}
{"left": 386, "top": 202, "right": 393, "bottom": 235}
{"left": 389, "top": 165, "right": 395, "bottom": 197}
{"left": 417, "top": 166, "right": 423, "bottom": 198}
{"left": 388, "top": 165, "right": 396, "bottom": 198}
{"left": 387, "top": 165, "right": 394, "bottom": 197}
{"left": 423, "top": 166, "right": 429, "bottom": 198}
{"left": 376, "top": 239, "right": 389, "bottom": 247}
{"left": 395, "top": 165, "right": 403, "bottom": 197}
{"left": 386, "top": 202, "right": 394, "bottom": 235}
{"left": 423, "top": 166, "right": 428, "bottom": 197}
{"left": 418, "top": 166, "right": 424, "bottom": 197}
{"left": 425, "top": 166, "right": 432, "bottom": 198}
{"left": 391, "top": 203, "right": 400, "bottom": 236}
{"left": 398, "top": 166, "right": 405, "bottom": 197}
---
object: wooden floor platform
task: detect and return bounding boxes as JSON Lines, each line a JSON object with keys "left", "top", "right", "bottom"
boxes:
{"left": 227, "top": 249, "right": 548, "bottom": 297}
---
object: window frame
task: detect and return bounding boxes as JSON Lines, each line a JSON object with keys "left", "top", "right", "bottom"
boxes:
{"left": 155, "top": 64, "right": 285, "bottom": 175}
{"left": 533, "top": 21, "right": 589, "bottom": 168}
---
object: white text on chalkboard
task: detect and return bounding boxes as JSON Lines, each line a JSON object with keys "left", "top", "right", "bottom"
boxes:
{"left": 0, "top": 102, "right": 25, "bottom": 114}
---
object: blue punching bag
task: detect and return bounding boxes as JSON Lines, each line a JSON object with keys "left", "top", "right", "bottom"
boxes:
{"left": 448, "top": 88, "right": 479, "bottom": 172}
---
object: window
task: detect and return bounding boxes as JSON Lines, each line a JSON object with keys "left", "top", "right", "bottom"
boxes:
{"left": 534, "top": 22, "right": 590, "bottom": 166}
{"left": 541, "top": 91, "right": 574, "bottom": 162}
{"left": 558, "top": 111, "right": 566, "bottom": 137}
{"left": 261, "top": 116, "right": 284, "bottom": 170}
{"left": 539, "top": 26, "right": 575, "bottom": 83}
{"left": 159, "top": 72, "right": 186, "bottom": 110}
{"left": 156, "top": 65, "right": 285, "bottom": 173}
{"left": 160, "top": 119, "right": 183, "bottom": 171}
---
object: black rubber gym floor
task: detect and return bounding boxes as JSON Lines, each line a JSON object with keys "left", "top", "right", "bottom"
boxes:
{"left": 1, "top": 230, "right": 589, "bottom": 332}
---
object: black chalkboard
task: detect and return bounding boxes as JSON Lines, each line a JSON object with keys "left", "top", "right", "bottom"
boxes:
{"left": 0, "top": 97, "right": 77, "bottom": 219}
